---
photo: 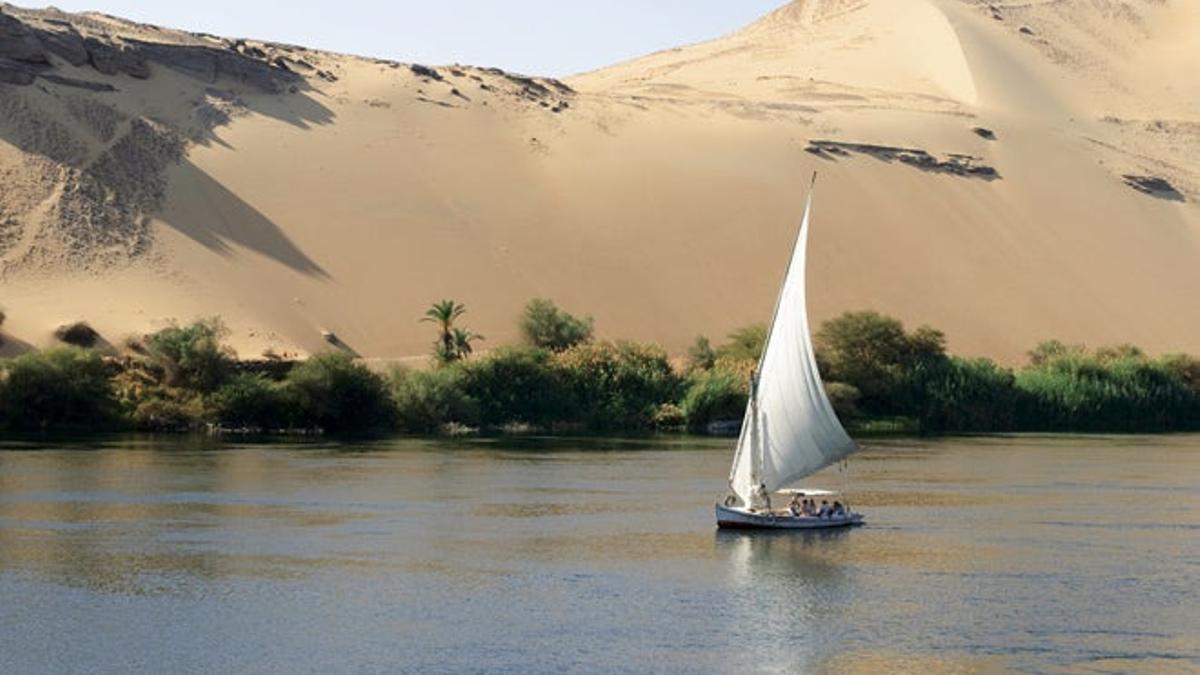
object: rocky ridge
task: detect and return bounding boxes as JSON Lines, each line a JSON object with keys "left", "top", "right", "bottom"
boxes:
{"left": 0, "top": 5, "right": 300, "bottom": 91}
{"left": 0, "top": 5, "right": 575, "bottom": 273}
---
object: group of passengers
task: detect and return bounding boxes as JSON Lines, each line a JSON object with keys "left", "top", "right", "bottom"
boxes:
{"left": 788, "top": 494, "right": 847, "bottom": 519}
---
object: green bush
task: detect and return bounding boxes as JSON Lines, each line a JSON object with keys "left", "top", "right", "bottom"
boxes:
{"left": 285, "top": 352, "right": 395, "bottom": 433}
{"left": 145, "top": 318, "right": 234, "bottom": 392}
{"left": 554, "top": 341, "right": 681, "bottom": 430}
{"left": 0, "top": 348, "right": 119, "bottom": 431}
{"left": 462, "top": 346, "right": 568, "bottom": 426}
{"left": 816, "top": 311, "right": 947, "bottom": 415}
{"left": 687, "top": 336, "right": 717, "bottom": 372}
{"left": 913, "top": 357, "right": 1018, "bottom": 432}
{"left": 1096, "top": 344, "right": 1145, "bottom": 362}
{"left": 823, "top": 381, "right": 862, "bottom": 422}
{"left": 1161, "top": 353, "right": 1200, "bottom": 396}
{"left": 717, "top": 324, "right": 767, "bottom": 362}
{"left": 390, "top": 366, "right": 480, "bottom": 433}
{"left": 651, "top": 402, "right": 687, "bottom": 429}
{"left": 213, "top": 374, "right": 291, "bottom": 430}
{"left": 519, "top": 298, "right": 594, "bottom": 352}
{"left": 1026, "top": 340, "right": 1086, "bottom": 368}
{"left": 681, "top": 370, "right": 747, "bottom": 432}
{"left": 1015, "top": 349, "right": 1198, "bottom": 432}
{"left": 129, "top": 395, "right": 204, "bottom": 432}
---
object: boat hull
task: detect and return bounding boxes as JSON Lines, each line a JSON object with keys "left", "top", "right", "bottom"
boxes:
{"left": 715, "top": 504, "right": 864, "bottom": 530}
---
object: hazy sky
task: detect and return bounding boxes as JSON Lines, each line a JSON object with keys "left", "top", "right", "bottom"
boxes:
{"left": 30, "top": 1, "right": 787, "bottom": 77}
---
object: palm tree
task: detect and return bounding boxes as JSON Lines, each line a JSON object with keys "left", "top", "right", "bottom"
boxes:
{"left": 421, "top": 300, "right": 473, "bottom": 364}
{"left": 452, "top": 327, "right": 484, "bottom": 360}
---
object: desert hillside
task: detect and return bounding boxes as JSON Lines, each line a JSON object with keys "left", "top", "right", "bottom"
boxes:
{"left": 0, "top": 0, "right": 1197, "bottom": 363}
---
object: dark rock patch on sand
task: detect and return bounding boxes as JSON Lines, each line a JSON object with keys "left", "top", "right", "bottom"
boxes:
{"left": 54, "top": 321, "right": 100, "bottom": 348}
{"left": 1122, "top": 175, "right": 1185, "bottom": 202}
{"left": 410, "top": 64, "right": 443, "bottom": 81}
{"left": 806, "top": 140, "right": 1000, "bottom": 180}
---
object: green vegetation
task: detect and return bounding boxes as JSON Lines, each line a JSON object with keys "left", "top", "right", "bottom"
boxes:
{"left": 286, "top": 353, "right": 396, "bottom": 434}
{"left": 681, "top": 369, "right": 746, "bottom": 432}
{"left": 816, "top": 311, "right": 946, "bottom": 415}
{"left": 1013, "top": 344, "right": 1196, "bottom": 432}
{"left": 0, "top": 304, "right": 1197, "bottom": 436}
{"left": 912, "top": 356, "right": 1018, "bottom": 432}
{"left": 461, "top": 346, "right": 568, "bottom": 427}
{"left": 716, "top": 323, "right": 767, "bottom": 362}
{"left": 36, "top": 319, "right": 396, "bottom": 435}
{"left": 688, "top": 311, "right": 1200, "bottom": 434}
{"left": 0, "top": 348, "right": 119, "bottom": 431}
{"left": 390, "top": 366, "right": 479, "bottom": 433}
{"left": 520, "top": 298, "right": 594, "bottom": 352}
{"left": 687, "top": 336, "right": 717, "bottom": 372}
{"left": 213, "top": 375, "right": 290, "bottom": 430}
{"left": 145, "top": 318, "right": 234, "bottom": 392}
{"left": 554, "top": 341, "right": 680, "bottom": 430}
{"left": 422, "top": 300, "right": 482, "bottom": 365}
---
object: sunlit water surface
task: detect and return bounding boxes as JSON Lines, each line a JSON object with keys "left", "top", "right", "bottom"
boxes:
{"left": 0, "top": 435, "right": 1197, "bottom": 674}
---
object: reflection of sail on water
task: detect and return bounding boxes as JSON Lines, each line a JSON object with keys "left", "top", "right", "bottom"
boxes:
{"left": 715, "top": 531, "right": 851, "bottom": 670}
{"left": 728, "top": 183, "right": 857, "bottom": 506}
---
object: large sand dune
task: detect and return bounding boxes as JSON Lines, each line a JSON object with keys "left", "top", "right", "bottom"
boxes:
{"left": 0, "top": 0, "right": 1196, "bottom": 363}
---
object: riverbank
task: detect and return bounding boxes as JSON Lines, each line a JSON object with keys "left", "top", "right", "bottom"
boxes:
{"left": 1, "top": 306, "right": 1198, "bottom": 436}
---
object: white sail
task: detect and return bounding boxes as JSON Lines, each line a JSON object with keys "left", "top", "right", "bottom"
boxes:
{"left": 728, "top": 183, "right": 857, "bottom": 506}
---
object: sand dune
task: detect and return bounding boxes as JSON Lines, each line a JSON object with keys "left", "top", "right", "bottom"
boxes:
{"left": 0, "top": 0, "right": 1196, "bottom": 363}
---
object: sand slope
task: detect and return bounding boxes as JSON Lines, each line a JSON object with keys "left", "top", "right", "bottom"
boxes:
{"left": 0, "top": 0, "right": 1197, "bottom": 364}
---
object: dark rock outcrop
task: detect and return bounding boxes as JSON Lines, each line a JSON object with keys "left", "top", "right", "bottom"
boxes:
{"left": 129, "top": 40, "right": 300, "bottom": 93}
{"left": 0, "top": 10, "right": 47, "bottom": 64}
{"left": 37, "top": 27, "right": 90, "bottom": 66}
{"left": 807, "top": 140, "right": 1001, "bottom": 180}
{"left": 83, "top": 37, "right": 150, "bottom": 78}
{"left": 410, "top": 63, "right": 442, "bottom": 81}
{"left": 1122, "top": 175, "right": 1185, "bottom": 202}
{"left": 54, "top": 321, "right": 100, "bottom": 348}
{"left": 0, "top": 55, "right": 41, "bottom": 84}
{"left": 0, "top": 10, "right": 51, "bottom": 83}
{"left": 0, "top": 9, "right": 301, "bottom": 92}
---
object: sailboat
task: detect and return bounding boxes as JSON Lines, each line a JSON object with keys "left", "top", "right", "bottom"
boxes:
{"left": 715, "top": 175, "right": 864, "bottom": 530}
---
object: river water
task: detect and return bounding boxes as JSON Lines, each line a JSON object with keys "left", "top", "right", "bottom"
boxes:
{"left": 0, "top": 435, "right": 1196, "bottom": 674}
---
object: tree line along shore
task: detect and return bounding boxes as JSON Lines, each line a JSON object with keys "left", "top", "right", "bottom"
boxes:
{"left": 0, "top": 299, "right": 1198, "bottom": 435}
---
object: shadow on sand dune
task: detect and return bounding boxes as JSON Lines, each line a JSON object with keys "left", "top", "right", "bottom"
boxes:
{"left": 158, "top": 160, "right": 330, "bottom": 279}
{"left": 186, "top": 85, "right": 337, "bottom": 151}
{"left": 0, "top": 78, "right": 337, "bottom": 274}
{"left": 242, "top": 87, "right": 336, "bottom": 131}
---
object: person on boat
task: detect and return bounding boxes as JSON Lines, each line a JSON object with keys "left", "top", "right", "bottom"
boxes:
{"left": 818, "top": 500, "right": 831, "bottom": 518}
{"left": 802, "top": 499, "right": 817, "bottom": 516}
{"left": 751, "top": 483, "right": 771, "bottom": 512}
{"left": 832, "top": 501, "right": 845, "bottom": 517}
{"left": 788, "top": 494, "right": 803, "bottom": 517}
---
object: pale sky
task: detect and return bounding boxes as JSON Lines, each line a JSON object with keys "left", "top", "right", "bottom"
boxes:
{"left": 26, "top": 1, "right": 788, "bottom": 77}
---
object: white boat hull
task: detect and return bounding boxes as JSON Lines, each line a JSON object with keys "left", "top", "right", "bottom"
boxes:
{"left": 715, "top": 504, "right": 865, "bottom": 530}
